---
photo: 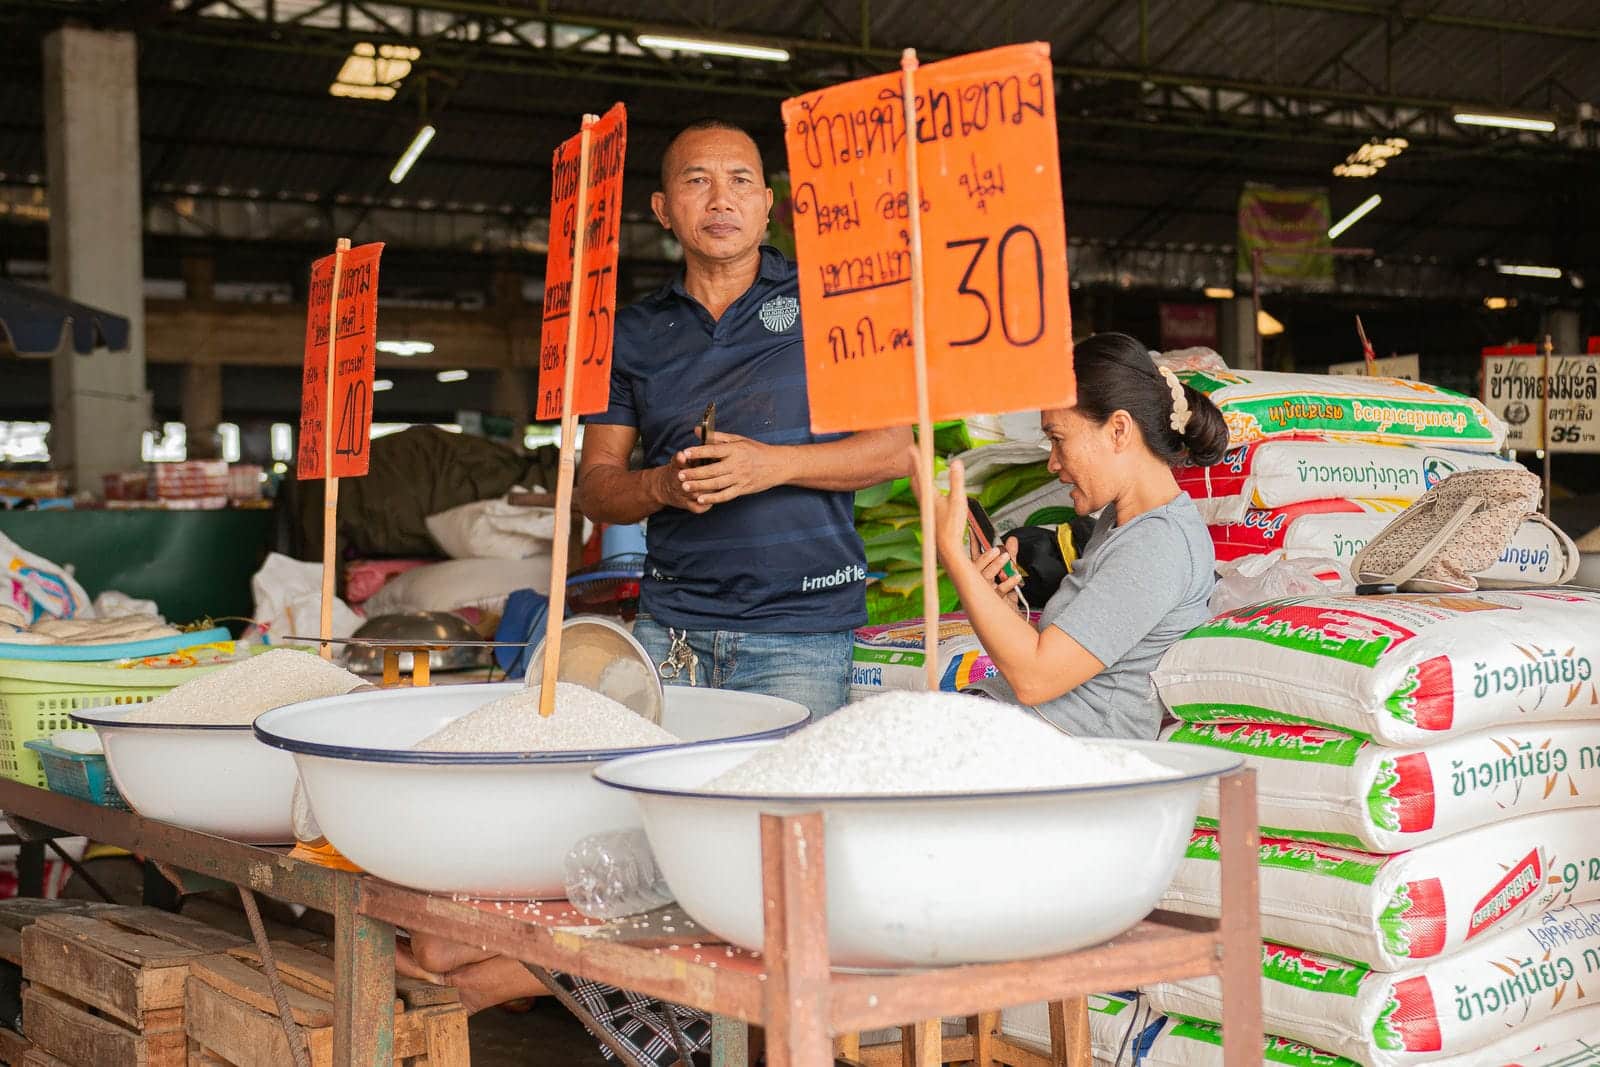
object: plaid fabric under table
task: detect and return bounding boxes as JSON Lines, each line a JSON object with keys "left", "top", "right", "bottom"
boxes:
{"left": 549, "top": 970, "right": 712, "bottom": 1066}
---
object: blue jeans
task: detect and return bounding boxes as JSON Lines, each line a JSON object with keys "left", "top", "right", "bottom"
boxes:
{"left": 632, "top": 616, "right": 852, "bottom": 720}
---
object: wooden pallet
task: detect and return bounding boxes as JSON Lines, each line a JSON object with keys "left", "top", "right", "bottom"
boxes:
{"left": 184, "top": 940, "right": 467, "bottom": 1067}
{"left": 20, "top": 906, "right": 249, "bottom": 1067}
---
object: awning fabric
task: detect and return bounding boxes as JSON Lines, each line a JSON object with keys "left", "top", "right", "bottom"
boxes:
{"left": 0, "top": 278, "right": 131, "bottom": 356}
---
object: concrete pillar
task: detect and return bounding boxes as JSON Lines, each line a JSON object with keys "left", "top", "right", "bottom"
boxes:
{"left": 181, "top": 254, "right": 215, "bottom": 302}
{"left": 493, "top": 368, "right": 531, "bottom": 452}
{"left": 1220, "top": 297, "right": 1260, "bottom": 370}
{"left": 182, "top": 364, "right": 223, "bottom": 460}
{"left": 1544, "top": 308, "right": 1581, "bottom": 355}
{"left": 44, "top": 27, "right": 149, "bottom": 490}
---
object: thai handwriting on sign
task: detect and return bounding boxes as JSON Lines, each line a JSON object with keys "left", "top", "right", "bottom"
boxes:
{"left": 781, "top": 43, "right": 1074, "bottom": 433}
{"left": 1482, "top": 354, "right": 1600, "bottom": 453}
{"left": 537, "top": 103, "right": 627, "bottom": 420}
{"left": 297, "top": 242, "right": 383, "bottom": 480}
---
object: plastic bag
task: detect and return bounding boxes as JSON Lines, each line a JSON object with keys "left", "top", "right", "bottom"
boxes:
{"left": 1209, "top": 554, "right": 1350, "bottom": 614}
{"left": 1155, "top": 347, "right": 1229, "bottom": 375}
{"left": 0, "top": 532, "right": 92, "bottom": 623}
{"left": 251, "top": 552, "right": 361, "bottom": 644}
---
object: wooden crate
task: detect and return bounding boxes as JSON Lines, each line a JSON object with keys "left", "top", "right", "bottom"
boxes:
{"left": 185, "top": 940, "right": 467, "bottom": 1067}
{"left": 20, "top": 906, "right": 248, "bottom": 1067}
{"left": 0, "top": 899, "right": 119, "bottom": 967}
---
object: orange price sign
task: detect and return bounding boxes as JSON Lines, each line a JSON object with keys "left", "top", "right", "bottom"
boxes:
{"left": 537, "top": 103, "right": 627, "bottom": 420}
{"left": 297, "top": 241, "right": 384, "bottom": 479}
{"left": 782, "top": 43, "right": 1074, "bottom": 432}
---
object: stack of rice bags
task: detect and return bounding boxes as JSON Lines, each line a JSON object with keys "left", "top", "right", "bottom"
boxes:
{"left": 850, "top": 414, "right": 1074, "bottom": 701}
{"left": 856, "top": 413, "right": 1071, "bottom": 626}
{"left": 1173, "top": 367, "right": 1573, "bottom": 585}
{"left": 1128, "top": 587, "right": 1600, "bottom": 1064}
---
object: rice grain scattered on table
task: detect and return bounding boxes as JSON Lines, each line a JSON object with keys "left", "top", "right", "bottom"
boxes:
{"left": 413, "top": 682, "right": 678, "bottom": 752}
{"left": 703, "top": 691, "right": 1178, "bottom": 795}
{"left": 121, "top": 648, "right": 366, "bottom": 725}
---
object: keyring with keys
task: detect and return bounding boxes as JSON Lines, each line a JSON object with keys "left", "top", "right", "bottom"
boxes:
{"left": 656, "top": 629, "right": 699, "bottom": 686}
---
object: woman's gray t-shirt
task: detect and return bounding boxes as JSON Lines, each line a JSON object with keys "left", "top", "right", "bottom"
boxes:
{"left": 980, "top": 494, "right": 1215, "bottom": 739}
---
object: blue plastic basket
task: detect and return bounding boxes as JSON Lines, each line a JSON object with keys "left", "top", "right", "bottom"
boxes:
{"left": 21, "top": 739, "right": 130, "bottom": 811}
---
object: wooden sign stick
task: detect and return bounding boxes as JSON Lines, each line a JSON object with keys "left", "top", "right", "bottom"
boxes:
{"left": 319, "top": 236, "right": 351, "bottom": 660}
{"left": 899, "top": 50, "right": 939, "bottom": 691}
{"left": 1543, "top": 335, "right": 1554, "bottom": 517}
{"left": 538, "top": 114, "right": 599, "bottom": 717}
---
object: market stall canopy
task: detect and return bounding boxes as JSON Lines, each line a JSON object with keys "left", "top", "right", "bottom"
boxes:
{"left": 0, "top": 279, "right": 130, "bottom": 357}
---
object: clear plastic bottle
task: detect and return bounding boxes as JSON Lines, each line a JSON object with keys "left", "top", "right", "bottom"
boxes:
{"left": 563, "top": 830, "right": 675, "bottom": 920}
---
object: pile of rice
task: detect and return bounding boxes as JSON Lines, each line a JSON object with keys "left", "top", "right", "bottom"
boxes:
{"left": 703, "top": 691, "right": 1178, "bottom": 795}
{"left": 120, "top": 648, "right": 366, "bottom": 725}
{"left": 413, "top": 682, "right": 678, "bottom": 752}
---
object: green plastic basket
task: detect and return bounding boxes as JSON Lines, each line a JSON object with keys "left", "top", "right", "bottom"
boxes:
{"left": 0, "top": 660, "right": 220, "bottom": 789}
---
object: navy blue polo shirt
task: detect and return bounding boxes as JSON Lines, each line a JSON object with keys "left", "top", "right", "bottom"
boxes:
{"left": 586, "top": 246, "right": 866, "bottom": 633}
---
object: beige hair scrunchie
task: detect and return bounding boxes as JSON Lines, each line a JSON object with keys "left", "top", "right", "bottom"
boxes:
{"left": 1159, "top": 366, "right": 1192, "bottom": 434}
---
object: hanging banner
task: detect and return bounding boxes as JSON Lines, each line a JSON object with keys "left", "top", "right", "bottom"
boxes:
{"left": 297, "top": 241, "right": 383, "bottom": 480}
{"left": 782, "top": 42, "right": 1075, "bottom": 433}
{"left": 537, "top": 103, "right": 626, "bottom": 420}
{"left": 1158, "top": 303, "right": 1219, "bottom": 351}
{"left": 1481, "top": 354, "right": 1600, "bottom": 453}
{"left": 1237, "top": 185, "right": 1332, "bottom": 286}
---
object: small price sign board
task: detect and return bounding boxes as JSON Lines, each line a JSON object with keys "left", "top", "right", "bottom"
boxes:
{"left": 782, "top": 44, "right": 1073, "bottom": 686}
{"left": 781, "top": 42, "right": 1074, "bottom": 433}
{"left": 298, "top": 241, "right": 383, "bottom": 480}
{"left": 296, "top": 238, "right": 383, "bottom": 657}
{"left": 1481, "top": 353, "right": 1600, "bottom": 453}
{"left": 533, "top": 106, "right": 627, "bottom": 715}
{"left": 537, "top": 103, "right": 627, "bottom": 420}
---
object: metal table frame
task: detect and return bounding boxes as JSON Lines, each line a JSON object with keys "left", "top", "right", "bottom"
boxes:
{"left": 0, "top": 769, "right": 1262, "bottom": 1067}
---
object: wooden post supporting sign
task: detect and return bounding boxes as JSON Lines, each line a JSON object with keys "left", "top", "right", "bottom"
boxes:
{"left": 534, "top": 103, "right": 627, "bottom": 715}
{"left": 297, "top": 238, "right": 383, "bottom": 658}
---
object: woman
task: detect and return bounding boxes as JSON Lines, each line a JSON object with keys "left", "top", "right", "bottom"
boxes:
{"left": 914, "top": 332, "right": 1229, "bottom": 739}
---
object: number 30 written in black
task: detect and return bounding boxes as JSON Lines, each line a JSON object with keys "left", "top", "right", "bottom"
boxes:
{"left": 945, "top": 224, "right": 1046, "bottom": 348}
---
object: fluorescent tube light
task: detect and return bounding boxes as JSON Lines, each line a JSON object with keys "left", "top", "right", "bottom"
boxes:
{"left": 1328, "top": 194, "right": 1382, "bottom": 239}
{"left": 376, "top": 340, "right": 434, "bottom": 356}
{"left": 1453, "top": 110, "right": 1556, "bottom": 133}
{"left": 635, "top": 34, "right": 790, "bottom": 62}
{"left": 1496, "top": 264, "right": 1562, "bottom": 279}
{"left": 372, "top": 378, "right": 394, "bottom": 392}
{"left": 436, "top": 369, "right": 469, "bottom": 383}
{"left": 1202, "top": 287, "right": 1235, "bottom": 299}
{"left": 389, "top": 125, "right": 436, "bottom": 184}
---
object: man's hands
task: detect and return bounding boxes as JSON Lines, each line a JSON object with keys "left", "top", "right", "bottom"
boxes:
{"left": 648, "top": 450, "right": 712, "bottom": 515}
{"left": 666, "top": 431, "right": 795, "bottom": 509}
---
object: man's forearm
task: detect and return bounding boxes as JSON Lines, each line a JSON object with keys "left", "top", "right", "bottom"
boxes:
{"left": 780, "top": 428, "right": 912, "bottom": 492}
{"left": 577, "top": 464, "right": 665, "bottom": 525}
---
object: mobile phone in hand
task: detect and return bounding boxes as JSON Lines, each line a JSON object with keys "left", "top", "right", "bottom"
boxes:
{"left": 966, "top": 497, "right": 1021, "bottom": 582}
{"left": 692, "top": 403, "right": 716, "bottom": 468}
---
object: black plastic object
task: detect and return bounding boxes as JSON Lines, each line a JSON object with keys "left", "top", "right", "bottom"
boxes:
{"left": 1007, "top": 525, "right": 1070, "bottom": 607}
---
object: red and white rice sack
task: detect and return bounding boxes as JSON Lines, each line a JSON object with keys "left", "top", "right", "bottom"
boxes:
{"left": 1175, "top": 369, "right": 1506, "bottom": 451}
{"left": 1208, "top": 501, "right": 1574, "bottom": 585}
{"left": 1160, "top": 808, "right": 1600, "bottom": 970}
{"left": 1117, "top": 1004, "right": 1600, "bottom": 1067}
{"left": 1153, "top": 590, "right": 1600, "bottom": 746}
{"left": 1179, "top": 436, "right": 1520, "bottom": 525}
{"left": 1144, "top": 902, "right": 1600, "bottom": 1066}
{"left": 1165, "top": 720, "right": 1600, "bottom": 853}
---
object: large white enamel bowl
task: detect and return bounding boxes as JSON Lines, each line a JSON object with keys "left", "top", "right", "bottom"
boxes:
{"left": 70, "top": 710, "right": 298, "bottom": 843}
{"left": 254, "top": 684, "right": 809, "bottom": 898}
{"left": 594, "top": 738, "right": 1242, "bottom": 969}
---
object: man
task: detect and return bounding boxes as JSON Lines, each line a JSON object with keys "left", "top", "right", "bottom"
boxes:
{"left": 400, "top": 123, "right": 907, "bottom": 1044}
{"left": 579, "top": 118, "right": 910, "bottom": 718}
